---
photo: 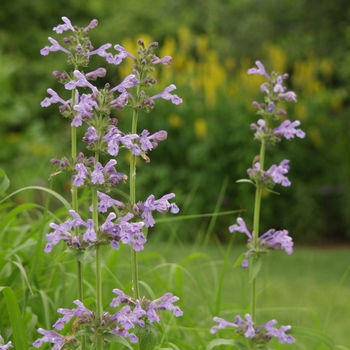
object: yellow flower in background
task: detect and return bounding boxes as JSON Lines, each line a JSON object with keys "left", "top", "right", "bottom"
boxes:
{"left": 194, "top": 118, "right": 208, "bottom": 139}
{"left": 168, "top": 113, "right": 184, "bottom": 127}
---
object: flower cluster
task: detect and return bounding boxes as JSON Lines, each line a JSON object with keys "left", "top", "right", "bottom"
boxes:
{"left": 211, "top": 314, "right": 295, "bottom": 344}
{"left": 45, "top": 191, "right": 179, "bottom": 252}
{"left": 33, "top": 291, "right": 183, "bottom": 349}
{"left": 229, "top": 217, "right": 293, "bottom": 267}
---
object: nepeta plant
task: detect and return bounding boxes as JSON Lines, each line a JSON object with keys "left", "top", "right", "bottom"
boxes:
{"left": 211, "top": 61, "right": 305, "bottom": 348}
{"left": 34, "top": 17, "right": 183, "bottom": 350}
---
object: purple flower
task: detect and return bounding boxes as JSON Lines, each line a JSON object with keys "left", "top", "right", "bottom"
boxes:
{"left": 83, "top": 219, "right": 97, "bottom": 243}
{"left": 274, "top": 120, "right": 305, "bottom": 139}
{"left": 152, "top": 55, "right": 172, "bottom": 65}
{"left": 85, "top": 67, "right": 107, "bottom": 80}
{"left": 40, "top": 37, "right": 71, "bottom": 56}
{"left": 41, "top": 88, "right": 71, "bottom": 107}
{"left": 84, "top": 126, "right": 99, "bottom": 144}
{"left": 211, "top": 314, "right": 295, "bottom": 344}
{"left": 104, "top": 213, "right": 146, "bottom": 251}
{"left": 53, "top": 16, "right": 75, "bottom": 34}
{"left": 278, "top": 91, "right": 297, "bottom": 102}
{"left": 139, "top": 193, "right": 179, "bottom": 228}
{"left": 73, "top": 163, "right": 89, "bottom": 186}
{"left": 139, "top": 130, "right": 168, "bottom": 151}
{"left": 45, "top": 222, "right": 71, "bottom": 253}
{"left": 229, "top": 217, "right": 293, "bottom": 267}
{"left": 106, "top": 44, "right": 136, "bottom": 65}
{"left": 259, "top": 229, "right": 293, "bottom": 254}
{"left": 146, "top": 293, "right": 183, "bottom": 322}
{"left": 65, "top": 70, "right": 98, "bottom": 93}
{"left": 273, "top": 76, "right": 285, "bottom": 93}
{"left": 120, "top": 134, "right": 141, "bottom": 155}
{"left": 72, "top": 93, "right": 98, "bottom": 126}
{"left": 110, "top": 88, "right": 131, "bottom": 109}
{"left": 84, "top": 44, "right": 112, "bottom": 58}
{"left": 150, "top": 84, "right": 183, "bottom": 105}
{"left": 53, "top": 300, "right": 93, "bottom": 330}
{"left": 266, "top": 159, "right": 291, "bottom": 186}
{"left": 89, "top": 191, "right": 124, "bottom": 213}
{"left": 110, "top": 74, "right": 139, "bottom": 92}
{"left": 259, "top": 319, "right": 295, "bottom": 343}
{"left": 33, "top": 329, "right": 66, "bottom": 349}
{"left": 247, "top": 61, "right": 271, "bottom": 81}
{"left": 211, "top": 314, "right": 255, "bottom": 338}
{"left": 91, "top": 162, "right": 105, "bottom": 184}
{"left": 110, "top": 289, "right": 132, "bottom": 307}
{"left": 83, "top": 19, "right": 98, "bottom": 32}
{"left": 229, "top": 217, "right": 252, "bottom": 239}
{"left": 0, "top": 336, "right": 12, "bottom": 350}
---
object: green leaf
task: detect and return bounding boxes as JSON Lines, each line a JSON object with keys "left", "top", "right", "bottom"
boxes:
{"left": 0, "top": 286, "right": 29, "bottom": 350}
{"left": 290, "top": 326, "right": 335, "bottom": 349}
{"left": 233, "top": 253, "right": 246, "bottom": 267}
{"left": 0, "top": 168, "right": 10, "bottom": 194}
{"left": 249, "top": 254, "right": 262, "bottom": 282}
{"left": 206, "top": 338, "right": 248, "bottom": 350}
{"left": 103, "top": 333, "right": 134, "bottom": 349}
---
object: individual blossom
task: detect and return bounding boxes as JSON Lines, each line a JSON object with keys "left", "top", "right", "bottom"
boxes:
{"left": 53, "top": 300, "right": 93, "bottom": 330}
{"left": 65, "top": 70, "right": 98, "bottom": 93}
{"left": 40, "top": 37, "right": 71, "bottom": 56}
{"left": 151, "top": 55, "right": 172, "bottom": 65}
{"left": 85, "top": 67, "right": 107, "bottom": 80}
{"left": 84, "top": 43, "right": 112, "bottom": 59}
{"left": 84, "top": 126, "right": 99, "bottom": 144}
{"left": 150, "top": 84, "right": 183, "bottom": 105}
{"left": 53, "top": 16, "right": 75, "bottom": 34}
{"left": 211, "top": 314, "right": 295, "bottom": 344}
{"left": 247, "top": 61, "right": 271, "bottom": 81}
{"left": 89, "top": 191, "right": 124, "bottom": 213}
{"left": 33, "top": 329, "right": 67, "bottom": 350}
{"left": 106, "top": 44, "right": 136, "bottom": 65}
{"left": 83, "top": 18, "right": 98, "bottom": 32}
{"left": 278, "top": 91, "right": 297, "bottom": 102}
{"left": 229, "top": 217, "right": 293, "bottom": 267}
{"left": 139, "top": 130, "right": 168, "bottom": 151}
{"left": 40, "top": 88, "right": 71, "bottom": 107}
{"left": 110, "top": 74, "right": 139, "bottom": 92}
{"left": 73, "top": 162, "right": 89, "bottom": 186}
{"left": 139, "top": 193, "right": 179, "bottom": 227}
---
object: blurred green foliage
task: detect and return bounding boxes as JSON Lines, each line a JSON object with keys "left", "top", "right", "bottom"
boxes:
{"left": 1, "top": 0, "right": 350, "bottom": 243}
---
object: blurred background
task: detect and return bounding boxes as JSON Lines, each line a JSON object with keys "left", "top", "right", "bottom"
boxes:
{"left": 1, "top": 0, "right": 350, "bottom": 244}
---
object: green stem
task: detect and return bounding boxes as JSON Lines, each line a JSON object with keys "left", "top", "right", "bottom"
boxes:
{"left": 130, "top": 107, "right": 140, "bottom": 300}
{"left": 91, "top": 153, "right": 103, "bottom": 350}
{"left": 250, "top": 139, "right": 266, "bottom": 349}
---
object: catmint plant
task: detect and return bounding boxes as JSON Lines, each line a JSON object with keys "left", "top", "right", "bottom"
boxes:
{"left": 0, "top": 336, "right": 12, "bottom": 350}
{"left": 35, "top": 17, "right": 183, "bottom": 350}
{"left": 211, "top": 61, "right": 305, "bottom": 348}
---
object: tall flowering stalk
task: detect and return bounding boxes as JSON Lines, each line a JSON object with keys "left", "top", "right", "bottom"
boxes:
{"left": 35, "top": 17, "right": 182, "bottom": 350}
{"left": 211, "top": 61, "right": 305, "bottom": 348}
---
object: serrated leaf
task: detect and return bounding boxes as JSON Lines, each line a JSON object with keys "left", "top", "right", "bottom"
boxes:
{"left": 206, "top": 338, "right": 248, "bottom": 350}
{"left": 289, "top": 326, "right": 335, "bottom": 349}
